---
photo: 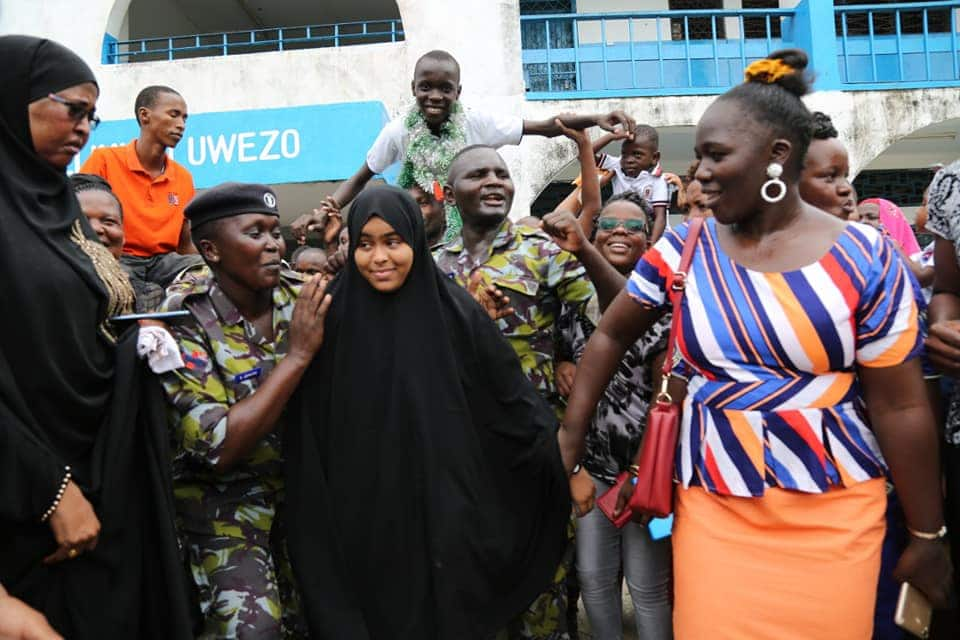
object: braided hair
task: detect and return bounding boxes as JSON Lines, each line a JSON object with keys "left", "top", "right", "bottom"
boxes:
{"left": 70, "top": 173, "right": 123, "bottom": 218}
{"left": 810, "top": 111, "right": 839, "bottom": 140}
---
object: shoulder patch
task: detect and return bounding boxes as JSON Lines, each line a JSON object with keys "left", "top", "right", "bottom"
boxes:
{"left": 161, "top": 267, "right": 214, "bottom": 312}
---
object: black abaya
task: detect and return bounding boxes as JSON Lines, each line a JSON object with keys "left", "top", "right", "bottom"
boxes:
{"left": 0, "top": 36, "right": 194, "bottom": 638}
{"left": 285, "top": 186, "right": 570, "bottom": 639}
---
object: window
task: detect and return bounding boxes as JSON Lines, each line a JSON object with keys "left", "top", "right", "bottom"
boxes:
{"left": 669, "top": 0, "right": 725, "bottom": 41}
{"left": 834, "top": 0, "right": 951, "bottom": 36}
{"left": 520, "top": 0, "right": 576, "bottom": 92}
{"left": 742, "top": 0, "right": 782, "bottom": 39}
{"left": 519, "top": 0, "right": 573, "bottom": 13}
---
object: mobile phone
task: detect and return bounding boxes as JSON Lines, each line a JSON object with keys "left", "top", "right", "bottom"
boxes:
{"left": 110, "top": 310, "right": 192, "bottom": 323}
{"left": 894, "top": 582, "right": 932, "bottom": 639}
{"left": 647, "top": 514, "right": 674, "bottom": 540}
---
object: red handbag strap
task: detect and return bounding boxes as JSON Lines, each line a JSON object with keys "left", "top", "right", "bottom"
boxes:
{"left": 660, "top": 217, "right": 704, "bottom": 380}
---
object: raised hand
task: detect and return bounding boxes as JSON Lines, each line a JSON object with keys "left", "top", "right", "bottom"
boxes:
{"left": 596, "top": 110, "right": 636, "bottom": 139}
{"left": 318, "top": 196, "right": 344, "bottom": 247}
{"left": 287, "top": 276, "right": 334, "bottom": 364}
{"left": 289, "top": 196, "right": 343, "bottom": 247}
{"left": 541, "top": 210, "right": 588, "bottom": 255}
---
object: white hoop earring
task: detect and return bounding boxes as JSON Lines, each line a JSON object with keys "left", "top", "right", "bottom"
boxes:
{"left": 761, "top": 162, "right": 786, "bottom": 203}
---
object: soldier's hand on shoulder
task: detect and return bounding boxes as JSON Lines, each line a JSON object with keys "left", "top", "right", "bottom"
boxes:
{"left": 289, "top": 276, "right": 333, "bottom": 364}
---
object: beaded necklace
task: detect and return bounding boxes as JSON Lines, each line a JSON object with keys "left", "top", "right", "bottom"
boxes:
{"left": 397, "top": 103, "right": 468, "bottom": 243}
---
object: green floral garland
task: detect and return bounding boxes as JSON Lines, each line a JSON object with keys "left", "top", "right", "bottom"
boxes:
{"left": 396, "top": 102, "right": 467, "bottom": 243}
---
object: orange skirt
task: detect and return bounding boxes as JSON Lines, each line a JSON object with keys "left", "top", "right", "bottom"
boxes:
{"left": 673, "top": 478, "right": 886, "bottom": 640}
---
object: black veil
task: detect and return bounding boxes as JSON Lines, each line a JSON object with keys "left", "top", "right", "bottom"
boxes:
{"left": 285, "top": 185, "right": 570, "bottom": 639}
{"left": 0, "top": 36, "right": 194, "bottom": 638}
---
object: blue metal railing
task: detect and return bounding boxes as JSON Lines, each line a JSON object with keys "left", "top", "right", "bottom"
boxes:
{"left": 520, "top": 2, "right": 960, "bottom": 98}
{"left": 520, "top": 8, "right": 793, "bottom": 99}
{"left": 105, "top": 18, "right": 404, "bottom": 64}
{"left": 835, "top": 2, "right": 960, "bottom": 85}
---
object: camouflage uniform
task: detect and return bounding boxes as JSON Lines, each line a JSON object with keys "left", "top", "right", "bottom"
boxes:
{"left": 160, "top": 267, "right": 306, "bottom": 639}
{"left": 435, "top": 219, "right": 593, "bottom": 640}
{"left": 434, "top": 220, "right": 595, "bottom": 414}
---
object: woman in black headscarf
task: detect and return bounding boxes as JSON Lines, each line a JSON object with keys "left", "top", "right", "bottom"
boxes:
{"left": 285, "top": 185, "right": 571, "bottom": 639}
{"left": 0, "top": 35, "right": 193, "bottom": 638}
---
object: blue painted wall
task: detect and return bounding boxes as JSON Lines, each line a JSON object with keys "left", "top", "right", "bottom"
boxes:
{"left": 70, "top": 101, "right": 393, "bottom": 187}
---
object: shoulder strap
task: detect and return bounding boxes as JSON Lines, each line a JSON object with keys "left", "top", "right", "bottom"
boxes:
{"left": 660, "top": 217, "right": 704, "bottom": 379}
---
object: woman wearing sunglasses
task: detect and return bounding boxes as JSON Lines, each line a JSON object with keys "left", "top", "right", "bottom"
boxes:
{"left": 556, "top": 190, "right": 675, "bottom": 640}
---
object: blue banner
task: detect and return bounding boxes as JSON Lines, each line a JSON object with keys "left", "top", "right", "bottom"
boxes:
{"left": 71, "top": 101, "right": 392, "bottom": 188}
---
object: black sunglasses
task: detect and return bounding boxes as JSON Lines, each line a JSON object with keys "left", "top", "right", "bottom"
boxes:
{"left": 596, "top": 216, "right": 648, "bottom": 234}
{"left": 48, "top": 93, "right": 100, "bottom": 130}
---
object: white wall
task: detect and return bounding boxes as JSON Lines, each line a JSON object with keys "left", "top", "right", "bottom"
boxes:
{"left": 517, "top": 87, "right": 960, "bottom": 206}
{"left": 2, "top": 0, "right": 958, "bottom": 215}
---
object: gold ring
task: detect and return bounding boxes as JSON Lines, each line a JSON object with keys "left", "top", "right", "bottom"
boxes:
{"left": 67, "top": 548, "right": 79, "bottom": 559}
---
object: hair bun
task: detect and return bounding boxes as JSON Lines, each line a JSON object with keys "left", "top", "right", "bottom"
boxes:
{"left": 810, "top": 111, "right": 838, "bottom": 140}
{"left": 744, "top": 48, "right": 811, "bottom": 97}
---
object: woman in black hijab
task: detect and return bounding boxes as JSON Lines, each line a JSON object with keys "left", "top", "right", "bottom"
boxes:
{"left": 0, "top": 36, "right": 193, "bottom": 638}
{"left": 285, "top": 185, "right": 571, "bottom": 639}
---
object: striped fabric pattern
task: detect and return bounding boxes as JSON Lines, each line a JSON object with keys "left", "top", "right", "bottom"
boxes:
{"left": 628, "top": 219, "right": 921, "bottom": 497}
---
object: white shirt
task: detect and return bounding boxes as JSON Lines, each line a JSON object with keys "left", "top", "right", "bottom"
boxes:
{"left": 598, "top": 154, "right": 670, "bottom": 206}
{"left": 366, "top": 107, "right": 524, "bottom": 174}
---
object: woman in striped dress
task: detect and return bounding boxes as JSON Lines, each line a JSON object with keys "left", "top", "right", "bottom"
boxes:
{"left": 559, "top": 49, "right": 952, "bottom": 639}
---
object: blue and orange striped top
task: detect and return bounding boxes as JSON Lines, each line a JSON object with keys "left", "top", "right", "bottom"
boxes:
{"left": 628, "top": 219, "right": 922, "bottom": 497}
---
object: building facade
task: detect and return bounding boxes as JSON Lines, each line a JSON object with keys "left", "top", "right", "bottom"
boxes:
{"left": 2, "top": 0, "right": 959, "bottom": 220}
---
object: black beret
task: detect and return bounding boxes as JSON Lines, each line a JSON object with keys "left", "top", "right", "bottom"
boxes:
{"left": 185, "top": 182, "right": 280, "bottom": 229}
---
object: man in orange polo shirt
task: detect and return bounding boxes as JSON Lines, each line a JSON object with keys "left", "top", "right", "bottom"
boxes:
{"left": 82, "top": 85, "right": 202, "bottom": 289}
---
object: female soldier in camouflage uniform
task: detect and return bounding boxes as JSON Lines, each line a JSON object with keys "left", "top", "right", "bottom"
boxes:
{"left": 160, "top": 183, "right": 331, "bottom": 638}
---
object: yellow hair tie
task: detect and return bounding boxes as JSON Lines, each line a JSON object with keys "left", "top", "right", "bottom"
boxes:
{"left": 743, "top": 58, "right": 793, "bottom": 84}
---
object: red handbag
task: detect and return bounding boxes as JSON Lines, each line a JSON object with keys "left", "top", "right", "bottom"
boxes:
{"left": 598, "top": 217, "right": 703, "bottom": 524}
{"left": 596, "top": 473, "right": 633, "bottom": 528}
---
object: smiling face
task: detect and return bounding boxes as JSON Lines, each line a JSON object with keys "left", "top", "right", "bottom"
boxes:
{"left": 77, "top": 190, "right": 124, "bottom": 258}
{"left": 200, "top": 214, "right": 285, "bottom": 291}
{"left": 139, "top": 91, "right": 188, "bottom": 148}
{"left": 354, "top": 215, "right": 414, "bottom": 293}
{"left": 411, "top": 57, "right": 461, "bottom": 131}
{"left": 446, "top": 147, "right": 515, "bottom": 229}
{"left": 594, "top": 200, "right": 649, "bottom": 273}
{"left": 28, "top": 81, "right": 98, "bottom": 169}
{"left": 799, "top": 137, "right": 855, "bottom": 219}
{"left": 694, "top": 99, "right": 788, "bottom": 225}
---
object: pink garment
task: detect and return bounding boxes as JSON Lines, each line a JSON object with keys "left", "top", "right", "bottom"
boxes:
{"left": 860, "top": 198, "right": 922, "bottom": 256}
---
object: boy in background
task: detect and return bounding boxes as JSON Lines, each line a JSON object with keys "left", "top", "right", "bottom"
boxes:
{"left": 292, "top": 50, "right": 636, "bottom": 244}
{"left": 592, "top": 125, "right": 669, "bottom": 243}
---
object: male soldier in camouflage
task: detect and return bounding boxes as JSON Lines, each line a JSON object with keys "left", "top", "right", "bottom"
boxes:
{"left": 435, "top": 140, "right": 624, "bottom": 640}
{"left": 159, "top": 182, "right": 332, "bottom": 639}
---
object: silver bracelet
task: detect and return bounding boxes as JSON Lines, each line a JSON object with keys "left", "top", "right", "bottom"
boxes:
{"left": 907, "top": 524, "right": 948, "bottom": 541}
{"left": 40, "top": 466, "right": 72, "bottom": 523}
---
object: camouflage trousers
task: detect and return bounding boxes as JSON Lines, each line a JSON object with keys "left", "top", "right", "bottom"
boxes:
{"left": 185, "top": 532, "right": 306, "bottom": 639}
{"left": 496, "top": 516, "right": 576, "bottom": 640}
